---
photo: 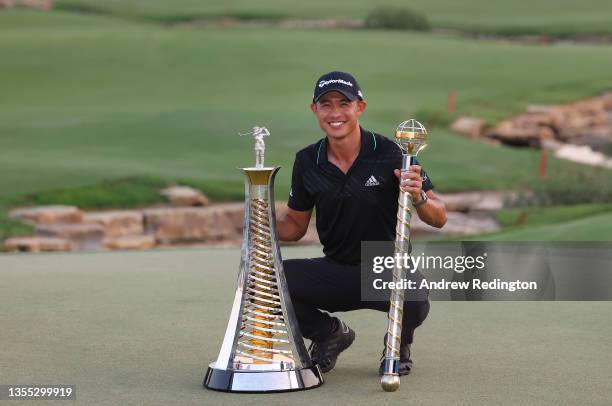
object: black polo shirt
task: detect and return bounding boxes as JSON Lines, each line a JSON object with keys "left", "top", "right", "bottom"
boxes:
{"left": 288, "top": 127, "right": 434, "bottom": 265}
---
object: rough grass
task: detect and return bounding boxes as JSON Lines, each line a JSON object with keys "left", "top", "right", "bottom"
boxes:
{"left": 0, "top": 206, "right": 33, "bottom": 241}
{"left": 52, "top": 0, "right": 612, "bottom": 36}
{"left": 7, "top": 176, "right": 241, "bottom": 210}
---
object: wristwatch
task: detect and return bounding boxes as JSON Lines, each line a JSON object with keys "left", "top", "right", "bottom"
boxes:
{"left": 414, "top": 190, "right": 428, "bottom": 207}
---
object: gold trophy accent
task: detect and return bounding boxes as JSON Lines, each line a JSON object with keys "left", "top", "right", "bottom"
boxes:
{"left": 380, "top": 119, "right": 428, "bottom": 392}
{"left": 203, "top": 127, "right": 323, "bottom": 393}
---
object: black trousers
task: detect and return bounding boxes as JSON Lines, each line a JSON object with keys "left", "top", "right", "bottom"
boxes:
{"left": 283, "top": 256, "right": 430, "bottom": 344}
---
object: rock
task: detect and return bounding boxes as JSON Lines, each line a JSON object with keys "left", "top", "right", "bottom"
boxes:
{"left": 437, "top": 192, "right": 481, "bottom": 213}
{"left": 558, "top": 125, "right": 612, "bottom": 149}
{"left": 9, "top": 205, "right": 83, "bottom": 225}
{"left": 0, "top": 0, "right": 17, "bottom": 8}
{"left": 514, "top": 112, "right": 553, "bottom": 127}
{"left": 143, "top": 202, "right": 319, "bottom": 246}
{"left": 160, "top": 185, "right": 210, "bottom": 207}
{"left": 554, "top": 144, "right": 612, "bottom": 168}
{"left": 279, "top": 19, "right": 362, "bottom": 29}
{"left": 564, "top": 112, "right": 605, "bottom": 130}
{"left": 437, "top": 191, "right": 505, "bottom": 213}
{"left": 601, "top": 92, "right": 612, "bottom": 110}
{"left": 485, "top": 123, "right": 545, "bottom": 147}
{"left": 83, "top": 210, "right": 144, "bottom": 237}
{"left": 551, "top": 99, "right": 608, "bottom": 131}
{"left": 569, "top": 98, "right": 606, "bottom": 114}
{"left": 3, "top": 236, "right": 72, "bottom": 252}
{"left": 412, "top": 212, "right": 500, "bottom": 236}
{"left": 483, "top": 94, "right": 612, "bottom": 154}
{"left": 526, "top": 104, "right": 555, "bottom": 114}
{"left": 1, "top": 0, "right": 53, "bottom": 10}
{"left": 103, "top": 235, "right": 156, "bottom": 250}
{"left": 449, "top": 116, "right": 486, "bottom": 138}
{"left": 36, "top": 223, "right": 104, "bottom": 251}
{"left": 143, "top": 203, "right": 244, "bottom": 244}
{"left": 541, "top": 138, "right": 563, "bottom": 151}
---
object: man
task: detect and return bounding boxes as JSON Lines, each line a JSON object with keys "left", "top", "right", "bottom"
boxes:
{"left": 276, "top": 71, "right": 447, "bottom": 375}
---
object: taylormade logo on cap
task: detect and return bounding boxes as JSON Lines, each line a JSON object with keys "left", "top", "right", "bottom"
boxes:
{"left": 312, "top": 71, "right": 364, "bottom": 103}
{"left": 318, "top": 79, "right": 354, "bottom": 88}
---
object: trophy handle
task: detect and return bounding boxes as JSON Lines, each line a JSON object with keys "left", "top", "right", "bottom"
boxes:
{"left": 381, "top": 120, "right": 428, "bottom": 392}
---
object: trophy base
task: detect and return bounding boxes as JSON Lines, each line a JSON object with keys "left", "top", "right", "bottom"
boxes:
{"left": 203, "top": 363, "right": 324, "bottom": 393}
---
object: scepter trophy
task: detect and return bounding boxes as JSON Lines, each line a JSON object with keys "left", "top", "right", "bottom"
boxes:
{"left": 203, "top": 127, "right": 323, "bottom": 393}
{"left": 380, "top": 119, "right": 428, "bottom": 392}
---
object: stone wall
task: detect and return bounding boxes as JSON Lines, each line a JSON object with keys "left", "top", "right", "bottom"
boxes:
{"left": 450, "top": 94, "right": 612, "bottom": 147}
{"left": 3, "top": 191, "right": 505, "bottom": 252}
{"left": 0, "top": 0, "right": 53, "bottom": 10}
{"left": 4, "top": 203, "right": 321, "bottom": 252}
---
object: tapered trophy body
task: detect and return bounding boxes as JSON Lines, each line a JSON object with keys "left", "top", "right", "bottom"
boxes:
{"left": 204, "top": 127, "right": 323, "bottom": 393}
{"left": 380, "top": 119, "right": 428, "bottom": 392}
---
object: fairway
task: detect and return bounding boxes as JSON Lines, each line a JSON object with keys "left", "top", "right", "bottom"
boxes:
{"left": 1, "top": 8, "right": 612, "bottom": 242}
{"left": 1, "top": 10, "right": 611, "bottom": 199}
{"left": 1, "top": 247, "right": 611, "bottom": 405}
{"left": 53, "top": 0, "right": 612, "bottom": 36}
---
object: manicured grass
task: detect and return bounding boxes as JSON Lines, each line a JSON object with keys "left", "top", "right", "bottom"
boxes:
{"left": 53, "top": 0, "right": 612, "bottom": 36}
{"left": 486, "top": 211, "right": 612, "bottom": 240}
{"left": 2, "top": 248, "right": 611, "bottom": 405}
{"left": 460, "top": 207, "right": 612, "bottom": 241}
{"left": 0, "top": 205, "right": 33, "bottom": 241}
{"left": 2, "top": 10, "right": 611, "bottom": 201}
{"left": 496, "top": 204, "right": 612, "bottom": 228}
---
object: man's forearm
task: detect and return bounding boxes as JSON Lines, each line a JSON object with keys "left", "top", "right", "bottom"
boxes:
{"left": 415, "top": 196, "right": 447, "bottom": 228}
{"left": 276, "top": 213, "right": 307, "bottom": 242}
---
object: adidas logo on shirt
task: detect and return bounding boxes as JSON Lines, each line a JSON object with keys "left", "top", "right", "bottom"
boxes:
{"left": 365, "top": 175, "right": 380, "bottom": 187}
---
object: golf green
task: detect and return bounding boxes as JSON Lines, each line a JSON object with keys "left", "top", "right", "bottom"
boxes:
{"left": 1, "top": 246, "right": 610, "bottom": 405}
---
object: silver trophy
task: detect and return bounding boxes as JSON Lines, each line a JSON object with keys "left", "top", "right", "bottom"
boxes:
{"left": 380, "top": 119, "right": 428, "bottom": 392}
{"left": 203, "top": 127, "right": 324, "bottom": 393}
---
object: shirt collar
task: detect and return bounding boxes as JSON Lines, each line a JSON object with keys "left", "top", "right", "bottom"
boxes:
{"left": 316, "top": 127, "right": 377, "bottom": 166}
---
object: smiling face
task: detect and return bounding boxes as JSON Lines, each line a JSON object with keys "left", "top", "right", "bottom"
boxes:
{"left": 310, "top": 91, "right": 367, "bottom": 141}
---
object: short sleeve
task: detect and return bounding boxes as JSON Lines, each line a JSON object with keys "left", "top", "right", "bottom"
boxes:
{"left": 287, "top": 155, "right": 315, "bottom": 211}
{"left": 415, "top": 159, "right": 434, "bottom": 192}
{"left": 421, "top": 167, "right": 434, "bottom": 192}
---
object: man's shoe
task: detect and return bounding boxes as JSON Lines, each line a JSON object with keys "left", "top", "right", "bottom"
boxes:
{"left": 379, "top": 339, "right": 413, "bottom": 376}
{"left": 308, "top": 318, "right": 355, "bottom": 373}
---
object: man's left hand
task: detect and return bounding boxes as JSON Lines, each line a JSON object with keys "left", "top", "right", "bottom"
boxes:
{"left": 394, "top": 165, "right": 423, "bottom": 203}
